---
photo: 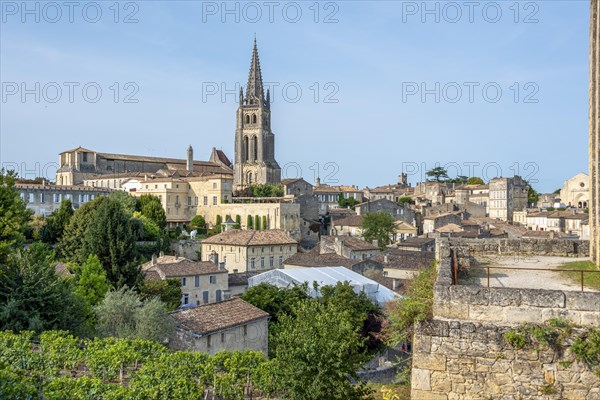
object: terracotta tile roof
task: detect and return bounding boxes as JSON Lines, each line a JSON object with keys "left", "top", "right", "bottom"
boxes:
{"left": 143, "top": 269, "right": 162, "bottom": 281}
{"left": 321, "top": 235, "right": 379, "bottom": 251}
{"left": 201, "top": 229, "right": 298, "bottom": 246}
{"left": 228, "top": 271, "right": 262, "bottom": 287}
{"left": 284, "top": 248, "right": 359, "bottom": 268}
{"left": 281, "top": 178, "right": 303, "bottom": 185}
{"left": 171, "top": 298, "right": 269, "bottom": 335}
{"left": 332, "top": 215, "right": 363, "bottom": 227}
{"left": 142, "top": 256, "right": 226, "bottom": 277}
{"left": 435, "top": 223, "right": 464, "bottom": 233}
{"left": 372, "top": 248, "right": 435, "bottom": 270}
{"left": 397, "top": 237, "right": 435, "bottom": 247}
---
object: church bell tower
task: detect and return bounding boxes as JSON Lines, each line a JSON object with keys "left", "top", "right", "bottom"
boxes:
{"left": 233, "top": 38, "right": 281, "bottom": 192}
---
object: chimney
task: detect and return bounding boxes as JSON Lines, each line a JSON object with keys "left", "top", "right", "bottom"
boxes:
{"left": 392, "top": 279, "right": 398, "bottom": 291}
{"left": 384, "top": 254, "right": 389, "bottom": 264}
{"left": 209, "top": 250, "right": 219, "bottom": 265}
{"left": 151, "top": 254, "right": 157, "bottom": 266}
{"left": 373, "top": 239, "right": 379, "bottom": 248}
{"left": 187, "top": 145, "right": 194, "bottom": 172}
{"left": 159, "top": 251, "right": 164, "bottom": 258}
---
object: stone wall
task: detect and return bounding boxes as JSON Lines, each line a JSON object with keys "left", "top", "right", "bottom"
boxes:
{"left": 411, "top": 239, "right": 600, "bottom": 399}
{"left": 412, "top": 320, "right": 600, "bottom": 400}
{"left": 171, "top": 239, "right": 201, "bottom": 260}
{"left": 447, "top": 238, "right": 590, "bottom": 260}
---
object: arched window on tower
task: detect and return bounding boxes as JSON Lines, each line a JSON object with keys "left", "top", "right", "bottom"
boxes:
{"left": 252, "top": 114, "right": 257, "bottom": 124}
{"left": 248, "top": 172, "right": 253, "bottom": 184}
{"left": 253, "top": 136, "right": 258, "bottom": 162}
{"left": 245, "top": 114, "right": 250, "bottom": 124}
{"left": 244, "top": 136, "right": 249, "bottom": 162}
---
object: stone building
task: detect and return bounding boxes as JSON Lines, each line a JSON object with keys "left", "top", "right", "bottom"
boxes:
{"left": 355, "top": 198, "right": 417, "bottom": 226}
{"left": 488, "top": 176, "right": 529, "bottom": 222}
{"left": 16, "top": 182, "right": 112, "bottom": 216}
{"left": 282, "top": 178, "right": 313, "bottom": 197}
{"left": 422, "top": 212, "right": 463, "bottom": 234}
{"left": 200, "top": 229, "right": 297, "bottom": 273}
{"left": 169, "top": 298, "right": 269, "bottom": 355}
{"left": 56, "top": 145, "right": 231, "bottom": 186}
{"left": 314, "top": 182, "right": 365, "bottom": 214}
{"left": 320, "top": 235, "right": 380, "bottom": 260}
{"left": 202, "top": 200, "right": 302, "bottom": 240}
{"left": 142, "top": 255, "right": 229, "bottom": 306}
{"left": 233, "top": 39, "right": 281, "bottom": 191}
{"left": 560, "top": 172, "right": 590, "bottom": 208}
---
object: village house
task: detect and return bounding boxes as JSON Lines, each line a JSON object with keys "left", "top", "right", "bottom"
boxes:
{"left": 320, "top": 235, "right": 380, "bottom": 260}
{"left": 169, "top": 298, "right": 269, "bottom": 355}
{"left": 397, "top": 237, "right": 436, "bottom": 252}
{"left": 200, "top": 229, "right": 298, "bottom": 273}
{"left": 488, "top": 176, "right": 529, "bottom": 222}
{"left": 142, "top": 254, "right": 229, "bottom": 306}
{"left": 372, "top": 248, "right": 436, "bottom": 280}
{"left": 422, "top": 212, "right": 463, "bottom": 234}
{"left": 16, "top": 182, "right": 112, "bottom": 216}
{"left": 314, "top": 181, "right": 365, "bottom": 215}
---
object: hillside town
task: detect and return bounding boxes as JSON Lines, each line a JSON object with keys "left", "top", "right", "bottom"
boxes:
{"left": 2, "top": 5, "right": 600, "bottom": 400}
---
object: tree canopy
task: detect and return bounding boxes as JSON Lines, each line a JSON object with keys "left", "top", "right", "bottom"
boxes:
{"left": 138, "top": 194, "right": 167, "bottom": 229}
{"left": 41, "top": 199, "right": 74, "bottom": 245}
{"left": 81, "top": 198, "right": 140, "bottom": 288}
{"left": 0, "top": 170, "right": 33, "bottom": 263}
{"left": 0, "top": 243, "right": 85, "bottom": 333}
{"left": 466, "top": 177, "right": 485, "bottom": 185}
{"left": 361, "top": 212, "right": 396, "bottom": 250}
{"left": 425, "top": 166, "right": 449, "bottom": 182}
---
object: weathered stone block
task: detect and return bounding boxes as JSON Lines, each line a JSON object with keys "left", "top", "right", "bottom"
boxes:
{"left": 468, "top": 305, "right": 505, "bottom": 322}
{"left": 565, "top": 291, "right": 600, "bottom": 311}
{"left": 431, "top": 371, "right": 451, "bottom": 392}
{"left": 413, "top": 353, "right": 447, "bottom": 371}
{"left": 488, "top": 288, "right": 522, "bottom": 307}
{"left": 521, "top": 289, "right": 566, "bottom": 308}
{"left": 581, "top": 311, "right": 600, "bottom": 326}
{"left": 503, "top": 307, "right": 543, "bottom": 324}
{"left": 412, "top": 368, "right": 431, "bottom": 391}
{"left": 541, "top": 308, "right": 582, "bottom": 325}
{"left": 411, "top": 390, "right": 448, "bottom": 400}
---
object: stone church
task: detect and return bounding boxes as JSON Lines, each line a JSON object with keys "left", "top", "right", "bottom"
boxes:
{"left": 233, "top": 38, "right": 282, "bottom": 191}
{"left": 56, "top": 39, "right": 282, "bottom": 192}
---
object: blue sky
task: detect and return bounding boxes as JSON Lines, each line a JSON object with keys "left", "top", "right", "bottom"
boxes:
{"left": 0, "top": 1, "right": 590, "bottom": 192}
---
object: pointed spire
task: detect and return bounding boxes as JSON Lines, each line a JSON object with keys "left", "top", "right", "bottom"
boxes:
{"left": 245, "top": 37, "right": 264, "bottom": 106}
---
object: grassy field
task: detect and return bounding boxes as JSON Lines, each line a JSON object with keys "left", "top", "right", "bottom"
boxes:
{"left": 559, "top": 260, "right": 600, "bottom": 290}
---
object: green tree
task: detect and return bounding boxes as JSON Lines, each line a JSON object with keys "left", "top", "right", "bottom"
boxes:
{"left": 189, "top": 215, "right": 206, "bottom": 232}
{"left": 337, "top": 193, "right": 359, "bottom": 210}
{"left": 466, "top": 177, "right": 485, "bottom": 185}
{"left": 138, "top": 195, "right": 167, "bottom": 229}
{"left": 82, "top": 199, "right": 140, "bottom": 288}
{"left": 397, "top": 196, "right": 414, "bottom": 206}
{"left": 109, "top": 191, "right": 138, "bottom": 215}
{"left": 262, "top": 215, "right": 268, "bottom": 230}
{"left": 254, "top": 215, "right": 260, "bottom": 230}
{"left": 132, "top": 212, "right": 160, "bottom": 241}
{"left": 139, "top": 278, "right": 182, "bottom": 311}
{"left": 59, "top": 197, "right": 109, "bottom": 265}
{"left": 361, "top": 212, "right": 396, "bottom": 250}
{"left": 242, "top": 283, "right": 309, "bottom": 325}
{"left": 385, "top": 262, "right": 436, "bottom": 345}
{"left": 528, "top": 186, "right": 539, "bottom": 205}
{"left": 75, "top": 255, "right": 111, "bottom": 308}
{"left": 0, "top": 243, "right": 85, "bottom": 333}
{"left": 446, "top": 175, "right": 468, "bottom": 184}
{"left": 272, "top": 299, "right": 372, "bottom": 400}
{"left": 235, "top": 215, "right": 241, "bottom": 225}
{"left": 41, "top": 199, "right": 74, "bottom": 244}
{"left": 0, "top": 170, "right": 33, "bottom": 263}
{"left": 95, "top": 287, "right": 174, "bottom": 342}
{"left": 247, "top": 215, "right": 254, "bottom": 230}
{"left": 426, "top": 166, "right": 448, "bottom": 182}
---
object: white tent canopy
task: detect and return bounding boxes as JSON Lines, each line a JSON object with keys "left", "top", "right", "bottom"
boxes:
{"left": 248, "top": 267, "right": 400, "bottom": 306}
